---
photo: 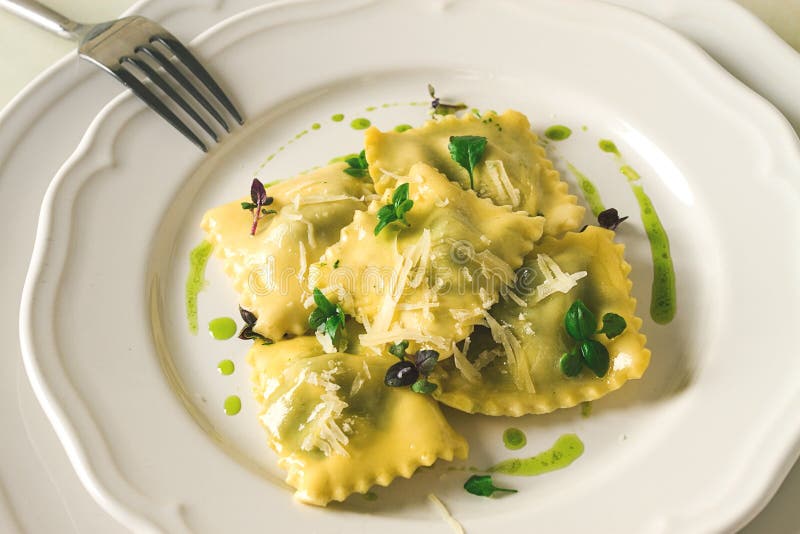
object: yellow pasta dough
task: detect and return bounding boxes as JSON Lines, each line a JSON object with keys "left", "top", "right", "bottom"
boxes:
{"left": 309, "top": 162, "right": 544, "bottom": 357}
{"left": 364, "top": 110, "right": 584, "bottom": 235}
{"left": 431, "top": 226, "right": 650, "bottom": 415}
{"left": 247, "top": 336, "right": 468, "bottom": 506}
{"left": 202, "top": 163, "right": 374, "bottom": 340}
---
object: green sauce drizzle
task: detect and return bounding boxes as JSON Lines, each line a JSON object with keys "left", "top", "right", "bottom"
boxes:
{"left": 628, "top": 179, "right": 677, "bottom": 324}
{"left": 185, "top": 240, "right": 213, "bottom": 334}
{"left": 394, "top": 124, "right": 413, "bottom": 133}
{"left": 490, "top": 434, "right": 584, "bottom": 476}
{"left": 223, "top": 395, "right": 241, "bottom": 416}
{"left": 620, "top": 165, "right": 640, "bottom": 181}
{"left": 580, "top": 401, "right": 592, "bottom": 418}
{"left": 350, "top": 117, "right": 371, "bottom": 130}
{"left": 331, "top": 113, "right": 344, "bottom": 122}
{"left": 567, "top": 163, "right": 606, "bottom": 216}
{"left": 208, "top": 317, "right": 237, "bottom": 340}
{"left": 502, "top": 428, "right": 527, "bottom": 450}
{"left": 544, "top": 125, "right": 572, "bottom": 141}
{"left": 311, "top": 122, "right": 321, "bottom": 130}
{"left": 217, "top": 359, "right": 235, "bottom": 375}
{"left": 598, "top": 139, "right": 620, "bottom": 156}
{"left": 365, "top": 106, "right": 377, "bottom": 112}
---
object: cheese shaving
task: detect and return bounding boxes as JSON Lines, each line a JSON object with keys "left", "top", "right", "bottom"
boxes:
{"left": 428, "top": 494, "right": 465, "bottom": 534}
{"left": 532, "top": 253, "right": 587, "bottom": 304}
{"left": 301, "top": 367, "right": 350, "bottom": 457}
{"left": 482, "top": 310, "right": 535, "bottom": 393}
{"left": 452, "top": 338, "right": 481, "bottom": 383}
{"left": 297, "top": 241, "right": 307, "bottom": 283}
{"left": 486, "top": 159, "right": 521, "bottom": 207}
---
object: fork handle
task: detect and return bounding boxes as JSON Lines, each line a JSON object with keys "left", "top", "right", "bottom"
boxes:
{"left": 0, "top": 0, "right": 86, "bottom": 40}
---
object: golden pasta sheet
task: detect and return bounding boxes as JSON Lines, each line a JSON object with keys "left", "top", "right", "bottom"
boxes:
{"left": 309, "top": 162, "right": 544, "bottom": 358}
{"left": 431, "top": 226, "right": 650, "bottom": 415}
{"left": 201, "top": 163, "right": 375, "bottom": 340}
{"left": 365, "top": 110, "right": 584, "bottom": 235}
{"left": 247, "top": 336, "right": 468, "bottom": 506}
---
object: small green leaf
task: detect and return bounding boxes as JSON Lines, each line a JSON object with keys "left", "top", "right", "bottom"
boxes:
{"left": 411, "top": 379, "right": 437, "bottom": 394}
{"left": 374, "top": 183, "right": 414, "bottom": 235}
{"left": 392, "top": 182, "right": 410, "bottom": 206}
{"left": 564, "top": 300, "right": 597, "bottom": 341}
{"left": 344, "top": 167, "right": 368, "bottom": 178}
{"left": 377, "top": 204, "right": 396, "bottom": 220}
{"left": 559, "top": 349, "right": 583, "bottom": 377}
{"left": 373, "top": 218, "right": 391, "bottom": 236}
{"left": 448, "top": 135, "right": 487, "bottom": 190}
{"left": 344, "top": 150, "right": 369, "bottom": 178}
{"left": 463, "top": 475, "right": 517, "bottom": 497}
{"left": 580, "top": 340, "right": 610, "bottom": 377}
{"left": 599, "top": 313, "right": 627, "bottom": 339}
{"left": 312, "top": 288, "right": 335, "bottom": 315}
{"left": 389, "top": 340, "right": 409, "bottom": 359}
{"left": 241, "top": 201, "right": 257, "bottom": 210}
{"left": 333, "top": 259, "right": 340, "bottom": 269}
{"left": 308, "top": 308, "right": 327, "bottom": 329}
{"left": 414, "top": 349, "right": 439, "bottom": 376}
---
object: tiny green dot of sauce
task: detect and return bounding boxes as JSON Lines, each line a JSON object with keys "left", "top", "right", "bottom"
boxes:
{"left": 223, "top": 395, "right": 241, "bottom": 416}
{"left": 350, "top": 117, "right": 371, "bottom": 130}
{"left": 581, "top": 401, "right": 593, "bottom": 418}
{"left": 365, "top": 106, "right": 377, "bottom": 112}
{"left": 598, "top": 139, "right": 620, "bottom": 156}
{"left": 363, "top": 491, "right": 378, "bottom": 501}
{"left": 185, "top": 240, "right": 214, "bottom": 335}
{"left": 208, "top": 317, "right": 237, "bottom": 340}
{"left": 489, "top": 433, "right": 584, "bottom": 476}
{"left": 331, "top": 113, "right": 344, "bottom": 122}
{"left": 503, "top": 428, "right": 527, "bottom": 450}
{"left": 311, "top": 122, "right": 321, "bottom": 130}
{"left": 217, "top": 359, "right": 235, "bottom": 375}
{"left": 544, "top": 125, "right": 572, "bottom": 141}
{"left": 394, "top": 124, "right": 413, "bottom": 133}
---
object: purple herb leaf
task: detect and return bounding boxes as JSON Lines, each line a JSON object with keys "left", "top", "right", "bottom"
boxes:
{"left": 250, "top": 178, "right": 268, "bottom": 205}
{"left": 239, "top": 306, "right": 257, "bottom": 325}
{"left": 597, "top": 208, "right": 628, "bottom": 230}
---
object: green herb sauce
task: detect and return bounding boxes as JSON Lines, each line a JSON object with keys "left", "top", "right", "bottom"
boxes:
{"left": 223, "top": 395, "right": 241, "bottom": 416}
{"left": 208, "top": 317, "right": 237, "bottom": 340}
{"left": 311, "top": 122, "right": 321, "bottom": 130}
{"left": 350, "top": 117, "right": 371, "bottom": 130}
{"left": 544, "top": 125, "right": 572, "bottom": 141}
{"left": 598, "top": 139, "right": 620, "bottom": 156}
{"left": 185, "top": 240, "right": 214, "bottom": 334}
{"left": 363, "top": 491, "right": 378, "bottom": 501}
{"left": 620, "top": 165, "right": 640, "bottom": 182}
{"left": 629, "top": 180, "right": 677, "bottom": 324}
{"left": 567, "top": 163, "right": 606, "bottom": 216}
{"left": 503, "top": 428, "right": 527, "bottom": 450}
{"left": 217, "top": 359, "right": 235, "bottom": 375}
{"left": 365, "top": 106, "right": 377, "bottom": 112}
{"left": 489, "top": 434, "right": 584, "bottom": 476}
{"left": 394, "top": 124, "right": 413, "bottom": 133}
{"left": 580, "top": 401, "right": 592, "bottom": 418}
{"left": 331, "top": 113, "right": 344, "bottom": 122}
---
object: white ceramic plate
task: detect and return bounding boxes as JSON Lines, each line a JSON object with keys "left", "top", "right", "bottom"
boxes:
{"left": 18, "top": 0, "right": 800, "bottom": 532}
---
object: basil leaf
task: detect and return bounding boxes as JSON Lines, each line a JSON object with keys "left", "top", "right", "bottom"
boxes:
{"left": 579, "top": 340, "right": 610, "bottom": 377}
{"left": 411, "top": 378, "right": 437, "bottom": 395}
{"left": 559, "top": 349, "right": 583, "bottom": 377}
{"left": 312, "top": 288, "right": 335, "bottom": 315}
{"left": 308, "top": 308, "right": 327, "bottom": 329}
{"left": 344, "top": 167, "right": 368, "bottom": 178}
{"left": 392, "top": 183, "right": 410, "bottom": 206}
{"left": 564, "top": 300, "right": 597, "bottom": 341}
{"left": 448, "top": 135, "right": 487, "bottom": 190}
{"left": 599, "top": 313, "right": 627, "bottom": 339}
{"left": 463, "top": 475, "right": 517, "bottom": 497}
{"left": 389, "top": 340, "right": 409, "bottom": 360}
{"left": 376, "top": 204, "right": 396, "bottom": 220}
{"left": 414, "top": 349, "right": 439, "bottom": 376}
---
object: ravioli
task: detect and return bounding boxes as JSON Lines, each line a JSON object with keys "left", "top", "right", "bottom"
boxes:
{"left": 247, "top": 336, "right": 468, "bottom": 506}
{"left": 309, "top": 162, "right": 544, "bottom": 357}
{"left": 364, "top": 110, "right": 584, "bottom": 235}
{"left": 431, "top": 226, "right": 650, "bottom": 415}
{"left": 202, "top": 163, "right": 375, "bottom": 340}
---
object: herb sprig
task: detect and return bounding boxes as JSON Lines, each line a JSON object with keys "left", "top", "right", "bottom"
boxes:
{"left": 309, "top": 288, "right": 347, "bottom": 350}
{"left": 428, "top": 84, "right": 467, "bottom": 116}
{"left": 374, "top": 183, "right": 414, "bottom": 235}
{"left": 463, "top": 475, "right": 517, "bottom": 498}
{"left": 560, "top": 300, "right": 627, "bottom": 378}
{"left": 242, "top": 178, "right": 276, "bottom": 235}
{"left": 383, "top": 341, "right": 439, "bottom": 394}
{"left": 597, "top": 207, "right": 628, "bottom": 230}
{"left": 448, "top": 135, "right": 487, "bottom": 190}
{"left": 344, "top": 150, "right": 369, "bottom": 178}
{"left": 237, "top": 306, "right": 272, "bottom": 344}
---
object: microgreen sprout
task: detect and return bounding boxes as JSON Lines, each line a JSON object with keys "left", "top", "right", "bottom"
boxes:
{"left": 374, "top": 183, "right": 414, "bottom": 235}
{"left": 448, "top": 135, "right": 487, "bottom": 190}
{"left": 597, "top": 207, "right": 628, "bottom": 230}
{"left": 308, "top": 288, "right": 347, "bottom": 350}
{"left": 383, "top": 345, "right": 439, "bottom": 394}
{"left": 237, "top": 306, "right": 272, "bottom": 344}
{"left": 344, "top": 150, "right": 369, "bottom": 178}
{"left": 242, "top": 178, "right": 276, "bottom": 235}
{"left": 559, "top": 299, "right": 627, "bottom": 378}
{"left": 463, "top": 475, "right": 518, "bottom": 498}
{"left": 428, "top": 84, "right": 467, "bottom": 116}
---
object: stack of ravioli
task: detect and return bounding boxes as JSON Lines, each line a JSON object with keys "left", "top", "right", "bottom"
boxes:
{"left": 202, "top": 110, "right": 650, "bottom": 506}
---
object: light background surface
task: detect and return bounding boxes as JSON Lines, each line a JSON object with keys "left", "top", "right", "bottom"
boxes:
{"left": 0, "top": 1, "right": 798, "bottom": 532}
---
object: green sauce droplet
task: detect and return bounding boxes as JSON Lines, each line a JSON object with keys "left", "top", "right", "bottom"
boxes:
{"left": 581, "top": 401, "right": 592, "bottom": 418}
{"left": 350, "top": 118, "right": 371, "bottom": 130}
{"left": 223, "top": 395, "right": 241, "bottom": 416}
{"left": 490, "top": 434, "right": 584, "bottom": 476}
{"left": 544, "top": 125, "right": 572, "bottom": 141}
{"left": 599, "top": 139, "right": 620, "bottom": 156}
{"left": 567, "top": 163, "right": 606, "bottom": 217}
{"left": 331, "top": 113, "right": 344, "bottom": 122}
{"left": 620, "top": 165, "right": 640, "bottom": 182}
{"left": 503, "top": 428, "right": 527, "bottom": 450}
{"left": 217, "top": 359, "right": 235, "bottom": 375}
{"left": 363, "top": 491, "right": 378, "bottom": 501}
{"left": 365, "top": 106, "right": 377, "bottom": 112}
{"left": 394, "top": 124, "right": 413, "bottom": 133}
{"left": 581, "top": 125, "right": 588, "bottom": 131}
{"left": 208, "top": 317, "right": 237, "bottom": 340}
{"left": 311, "top": 122, "right": 321, "bottom": 130}
{"left": 185, "top": 241, "right": 214, "bottom": 334}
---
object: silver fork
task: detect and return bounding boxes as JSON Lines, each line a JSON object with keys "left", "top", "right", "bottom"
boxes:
{"left": 0, "top": 0, "right": 243, "bottom": 151}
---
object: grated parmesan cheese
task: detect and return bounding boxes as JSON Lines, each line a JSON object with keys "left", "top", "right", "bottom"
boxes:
{"left": 482, "top": 310, "right": 535, "bottom": 393}
{"left": 532, "top": 253, "right": 587, "bottom": 304}
{"left": 428, "top": 494, "right": 464, "bottom": 534}
{"left": 452, "top": 338, "right": 481, "bottom": 384}
{"left": 485, "top": 159, "right": 521, "bottom": 207}
{"left": 301, "top": 366, "right": 350, "bottom": 457}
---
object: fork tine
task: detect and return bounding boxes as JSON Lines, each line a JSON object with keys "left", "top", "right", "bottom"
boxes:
{"left": 124, "top": 56, "right": 218, "bottom": 142}
{"left": 137, "top": 45, "right": 230, "bottom": 132}
{"left": 112, "top": 65, "right": 208, "bottom": 152}
{"left": 154, "top": 35, "right": 244, "bottom": 125}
